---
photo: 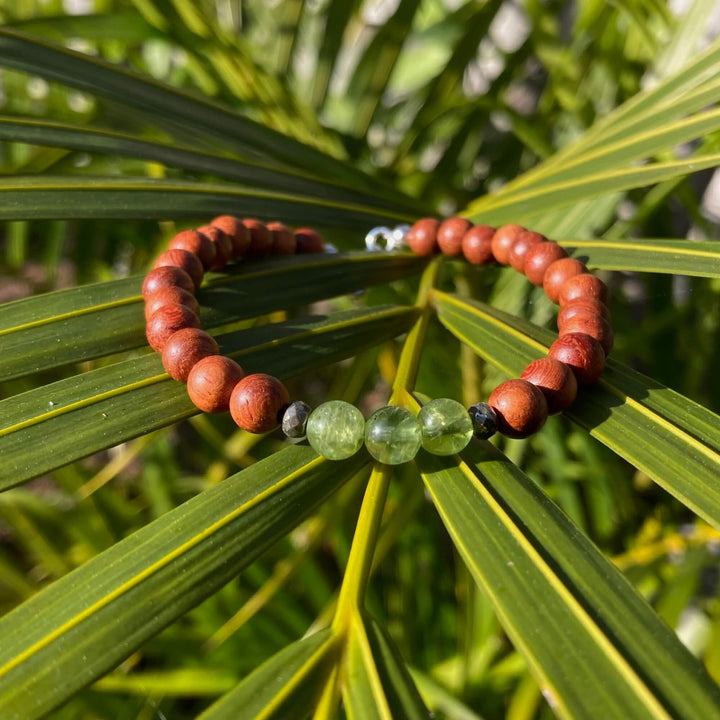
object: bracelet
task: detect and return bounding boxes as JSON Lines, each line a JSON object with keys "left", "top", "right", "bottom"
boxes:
{"left": 143, "top": 215, "right": 611, "bottom": 466}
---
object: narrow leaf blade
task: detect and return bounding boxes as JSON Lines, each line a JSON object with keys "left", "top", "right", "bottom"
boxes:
{"left": 565, "top": 238, "right": 720, "bottom": 278}
{"left": 0, "top": 176, "right": 414, "bottom": 224}
{"left": 0, "top": 305, "right": 417, "bottom": 488}
{"left": 433, "top": 291, "right": 720, "bottom": 529}
{"left": 0, "top": 28, "right": 394, "bottom": 196}
{"left": 417, "top": 442, "right": 720, "bottom": 720}
{"left": 198, "top": 630, "right": 336, "bottom": 720}
{"left": 0, "top": 252, "right": 426, "bottom": 381}
{"left": 0, "top": 446, "right": 369, "bottom": 720}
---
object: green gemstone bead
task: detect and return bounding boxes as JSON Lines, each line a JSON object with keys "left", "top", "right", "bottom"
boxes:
{"left": 306, "top": 400, "right": 365, "bottom": 460}
{"left": 364, "top": 406, "right": 422, "bottom": 465}
{"left": 418, "top": 398, "right": 473, "bottom": 455}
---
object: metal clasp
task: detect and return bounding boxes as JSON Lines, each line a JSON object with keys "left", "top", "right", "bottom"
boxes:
{"left": 365, "top": 225, "right": 411, "bottom": 252}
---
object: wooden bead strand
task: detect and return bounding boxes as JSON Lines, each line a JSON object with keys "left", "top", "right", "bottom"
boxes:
{"left": 143, "top": 216, "right": 327, "bottom": 434}
{"left": 143, "top": 214, "right": 612, "bottom": 462}
{"left": 399, "top": 216, "right": 612, "bottom": 439}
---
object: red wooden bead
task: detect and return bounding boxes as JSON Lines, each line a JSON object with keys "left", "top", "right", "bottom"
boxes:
{"left": 559, "top": 315, "right": 614, "bottom": 355}
{"left": 153, "top": 249, "right": 204, "bottom": 289}
{"left": 543, "top": 257, "right": 586, "bottom": 303}
{"left": 405, "top": 218, "right": 440, "bottom": 257}
{"left": 197, "top": 226, "right": 233, "bottom": 270}
{"left": 230, "top": 373, "right": 290, "bottom": 433}
{"left": 211, "top": 215, "right": 251, "bottom": 257}
{"left": 557, "top": 297, "right": 610, "bottom": 325}
{"left": 267, "top": 222, "right": 297, "bottom": 255}
{"left": 548, "top": 333, "right": 606, "bottom": 384}
{"left": 491, "top": 224, "right": 524, "bottom": 265}
{"left": 144, "top": 286, "right": 199, "bottom": 321}
{"left": 461, "top": 224, "right": 495, "bottom": 265}
{"left": 243, "top": 218, "right": 273, "bottom": 256}
{"left": 437, "top": 217, "right": 472, "bottom": 257}
{"left": 294, "top": 227, "right": 325, "bottom": 254}
{"left": 524, "top": 242, "right": 568, "bottom": 286}
{"left": 161, "top": 328, "right": 219, "bottom": 382}
{"left": 145, "top": 304, "right": 201, "bottom": 352}
{"left": 169, "top": 230, "right": 216, "bottom": 270}
{"left": 187, "top": 355, "right": 245, "bottom": 413}
{"left": 520, "top": 358, "right": 578, "bottom": 414}
{"left": 558, "top": 273, "right": 609, "bottom": 306}
{"left": 508, "top": 230, "right": 546, "bottom": 273}
{"left": 488, "top": 379, "right": 549, "bottom": 439}
{"left": 141, "top": 266, "right": 195, "bottom": 299}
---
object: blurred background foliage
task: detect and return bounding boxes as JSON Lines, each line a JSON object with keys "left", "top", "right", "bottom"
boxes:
{"left": 2, "top": 1, "right": 720, "bottom": 719}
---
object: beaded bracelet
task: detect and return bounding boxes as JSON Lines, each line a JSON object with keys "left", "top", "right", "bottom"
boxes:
{"left": 143, "top": 215, "right": 611, "bottom": 465}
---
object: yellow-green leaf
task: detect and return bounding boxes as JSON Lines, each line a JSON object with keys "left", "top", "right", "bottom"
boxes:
{"left": 0, "top": 446, "right": 370, "bottom": 720}
{"left": 0, "top": 252, "right": 426, "bottom": 381}
{"left": 565, "top": 238, "right": 720, "bottom": 277}
{"left": 0, "top": 305, "right": 417, "bottom": 489}
{"left": 433, "top": 291, "right": 720, "bottom": 529}
{"left": 198, "top": 630, "right": 337, "bottom": 720}
{"left": 417, "top": 441, "right": 720, "bottom": 720}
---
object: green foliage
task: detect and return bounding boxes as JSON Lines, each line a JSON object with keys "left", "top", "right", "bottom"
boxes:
{"left": 1, "top": 2, "right": 720, "bottom": 719}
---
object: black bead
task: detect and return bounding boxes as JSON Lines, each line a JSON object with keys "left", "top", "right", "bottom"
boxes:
{"left": 468, "top": 402, "right": 498, "bottom": 440}
{"left": 282, "top": 401, "right": 312, "bottom": 439}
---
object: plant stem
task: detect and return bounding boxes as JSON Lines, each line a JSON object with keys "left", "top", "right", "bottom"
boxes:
{"left": 332, "top": 257, "right": 443, "bottom": 631}
{"left": 390, "top": 256, "right": 443, "bottom": 404}
{"left": 332, "top": 463, "right": 392, "bottom": 629}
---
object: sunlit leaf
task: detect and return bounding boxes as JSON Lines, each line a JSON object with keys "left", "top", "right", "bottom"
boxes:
{"left": 433, "top": 291, "right": 720, "bottom": 529}
{"left": 198, "top": 630, "right": 337, "bottom": 720}
{"left": 0, "top": 175, "right": 416, "bottom": 224}
{"left": 566, "top": 238, "right": 720, "bottom": 277}
{"left": 344, "top": 613, "right": 430, "bottom": 720}
{"left": 0, "top": 446, "right": 370, "bottom": 720}
{"left": 0, "top": 305, "right": 417, "bottom": 489}
{"left": 0, "top": 252, "right": 425, "bottom": 380}
{"left": 417, "top": 440, "right": 720, "bottom": 720}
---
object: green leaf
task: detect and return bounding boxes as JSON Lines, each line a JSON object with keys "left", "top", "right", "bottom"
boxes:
{"left": 93, "top": 668, "right": 238, "bottom": 696}
{"left": 536, "top": 33, "right": 720, "bottom": 174}
{"left": 392, "top": 0, "right": 504, "bottom": 160}
{"left": 0, "top": 445, "right": 370, "bottom": 720}
{"left": 493, "top": 107, "right": 720, "bottom": 200}
{"left": 0, "top": 28, "right": 404, "bottom": 199}
{"left": 433, "top": 291, "right": 720, "bottom": 530}
{"left": 564, "top": 238, "right": 720, "bottom": 277}
{"left": 417, "top": 442, "right": 720, "bottom": 720}
{"left": 198, "top": 629, "right": 336, "bottom": 720}
{"left": 0, "top": 175, "right": 416, "bottom": 224}
{"left": 344, "top": 0, "right": 421, "bottom": 138}
{"left": 0, "top": 252, "right": 426, "bottom": 381}
{"left": 5, "top": 10, "right": 162, "bottom": 44}
{"left": 0, "top": 117, "right": 405, "bottom": 213}
{"left": 311, "top": 0, "right": 361, "bottom": 109}
{"left": 409, "top": 668, "right": 485, "bottom": 720}
{"left": 0, "top": 304, "right": 417, "bottom": 489}
{"left": 344, "top": 613, "right": 430, "bottom": 720}
{"left": 7, "top": 6, "right": 339, "bottom": 155}
{"left": 270, "top": 0, "right": 304, "bottom": 77}
{"left": 470, "top": 36, "right": 720, "bottom": 221}
{"left": 466, "top": 152, "right": 720, "bottom": 225}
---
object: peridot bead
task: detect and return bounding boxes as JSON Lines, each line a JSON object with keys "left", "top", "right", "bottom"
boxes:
{"left": 306, "top": 400, "right": 365, "bottom": 460}
{"left": 364, "top": 406, "right": 422, "bottom": 465}
{"left": 418, "top": 398, "right": 473, "bottom": 455}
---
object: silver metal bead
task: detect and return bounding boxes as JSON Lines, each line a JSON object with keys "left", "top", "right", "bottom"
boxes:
{"left": 324, "top": 242, "right": 338, "bottom": 254}
{"left": 365, "top": 226, "right": 393, "bottom": 251}
{"left": 387, "top": 224, "right": 411, "bottom": 251}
